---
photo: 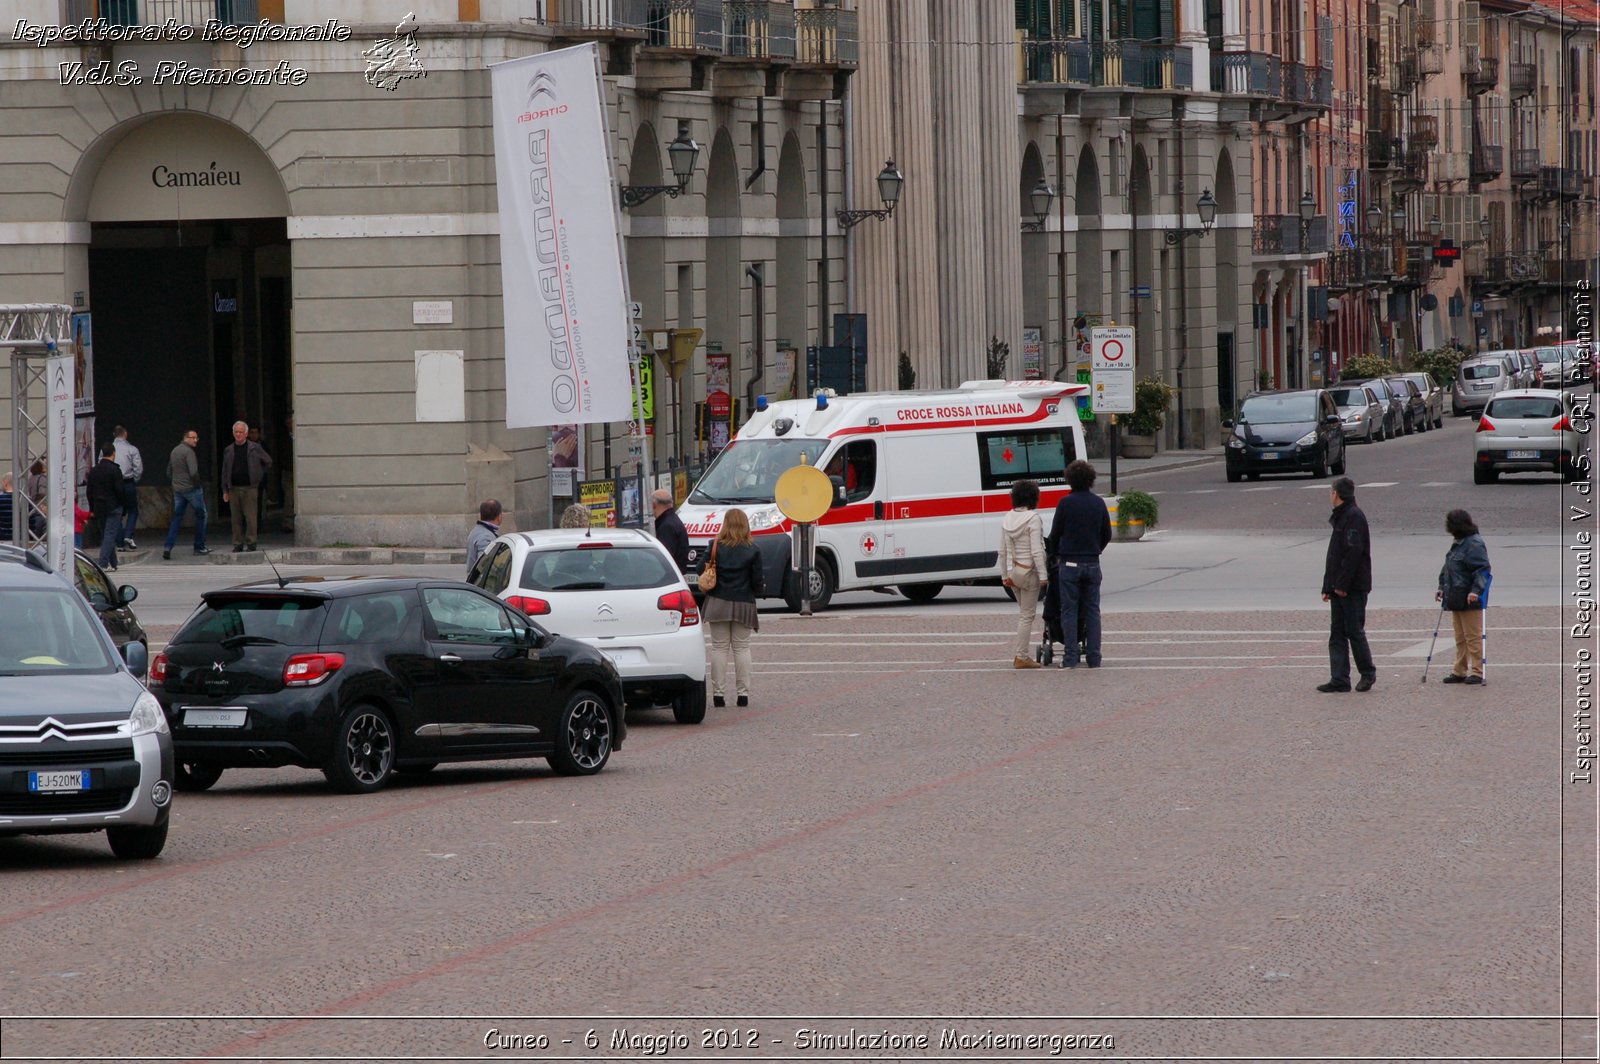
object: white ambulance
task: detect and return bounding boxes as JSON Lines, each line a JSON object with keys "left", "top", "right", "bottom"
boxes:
{"left": 677, "top": 379, "right": 1089, "bottom": 611}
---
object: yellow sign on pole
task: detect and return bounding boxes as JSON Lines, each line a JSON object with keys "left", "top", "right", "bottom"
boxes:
{"left": 773, "top": 464, "right": 832, "bottom": 524}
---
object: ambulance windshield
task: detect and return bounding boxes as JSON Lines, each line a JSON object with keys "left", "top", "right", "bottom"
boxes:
{"left": 689, "top": 438, "right": 829, "bottom": 505}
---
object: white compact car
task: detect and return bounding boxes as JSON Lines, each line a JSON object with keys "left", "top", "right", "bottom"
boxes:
{"left": 1473, "top": 388, "right": 1589, "bottom": 484}
{"left": 468, "top": 528, "right": 708, "bottom": 723}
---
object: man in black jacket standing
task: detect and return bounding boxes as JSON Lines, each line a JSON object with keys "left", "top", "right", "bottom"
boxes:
{"left": 86, "top": 442, "right": 124, "bottom": 571}
{"left": 650, "top": 489, "right": 690, "bottom": 573}
{"left": 1045, "top": 460, "right": 1113, "bottom": 669}
{"left": 1320, "top": 476, "right": 1375, "bottom": 692}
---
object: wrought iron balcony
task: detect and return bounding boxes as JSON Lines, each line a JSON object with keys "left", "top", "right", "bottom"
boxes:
{"left": 1139, "top": 43, "right": 1193, "bottom": 90}
{"left": 1409, "top": 114, "right": 1438, "bottom": 150}
{"left": 1543, "top": 258, "right": 1585, "bottom": 284}
{"left": 1509, "top": 61, "right": 1535, "bottom": 98}
{"left": 1328, "top": 247, "right": 1391, "bottom": 288}
{"left": 1510, "top": 147, "right": 1541, "bottom": 183}
{"left": 1395, "top": 55, "right": 1420, "bottom": 91}
{"left": 794, "top": 3, "right": 856, "bottom": 65}
{"left": 1404, "top": 244, "right": 1432, "bottom": 286}
{"left": 65, "top": 0, "right": 258, "bottom": 26}
{"left": 1368, "top": 135, "right": 1400, "bottom": 170}
{"left": 1539, "top": 165, "right": 1582, "bottom": 200}
{"left": 1393, "top": 145, "right": 1428, "bottom": 188}
{"left": 720, "top": 1, "right": 796, "bottom": 60}
{"left": 1470, "top": 143, "right": 1503, "bottom": 182}
{"left": 1489, "top": 252, "right": 1542, "bottom": 284}
{"left": 1418, "top": 44, "right": 1444, "bottom": 77}
{"left": 1252, "top": 215, "right": 1327, "bottom": 256}
{"left": 1463, "top": 244, "right": 1487, "bottom": 276}
{"left": 642, "top": 0, "right": 723, "bottom": 52}
{"left": 1465, "top": 54, "right": 1499, "bottom": 94}
{"left": 1209, "top": 50, "right": 1280, "bottom": 96}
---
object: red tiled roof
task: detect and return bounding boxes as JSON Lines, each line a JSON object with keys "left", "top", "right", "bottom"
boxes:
{"left": 1528, "top": 0, "right": 1600, "bottom": 22}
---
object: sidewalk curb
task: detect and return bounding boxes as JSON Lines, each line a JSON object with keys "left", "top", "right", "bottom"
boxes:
{"left": 1093, "top": 452, "right": 1224, "bottom": 479}
{"left": 204, "top": 548, "right": 468, "bottom": 567}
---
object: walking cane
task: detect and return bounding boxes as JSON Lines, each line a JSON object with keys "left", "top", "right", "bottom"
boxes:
{"left": 1421, "top": 601, "right": 1445, "bottom": 683}
{"left": 1479, "top": 571, "right": 1493, "bottom": 686}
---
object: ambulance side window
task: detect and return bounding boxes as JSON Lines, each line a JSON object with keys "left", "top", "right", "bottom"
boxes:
{"left": 976, "top": 428, "right": 1076, "bottom": 490}
{"left": 824, "top": 440, "right": 877, "bottom": 503}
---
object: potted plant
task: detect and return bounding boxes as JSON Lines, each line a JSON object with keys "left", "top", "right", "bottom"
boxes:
{"left": 1121, "top": 376, "right": 1173, "bottom": 458}
{"left": 1113, "top": 488, "right": 1158, "bottom": 540}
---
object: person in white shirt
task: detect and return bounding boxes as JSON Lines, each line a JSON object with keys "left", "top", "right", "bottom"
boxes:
{"left": 998, "top": 479, "right": 1049, "bottom": 669}
{"left": 111, "top": 425, "right": 143, "bottom": 549}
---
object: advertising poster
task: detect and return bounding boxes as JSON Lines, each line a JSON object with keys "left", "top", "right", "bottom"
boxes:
{"left": 617, "top": 475, "right": 643, "bottom": 529}
{"left": 549, "top": 423, "right": 580, "bottom": 496}
{"left": 704, "top": 352, "right": 732, "bottom": 458}
{"left": 672, "top": 467, "right": 689, "bottom": 507}
{"left": 71, "top": 312, "right": 94, "bottom": 415}
{"left": 577, "top": 477, "right": 616, "bottom": 527}
{"left": 75, "top": 417, "right": 95, "bottom": 485}
{"left": 773, "top": 348, "right": 798, "bottom": 401}
{"left": 1022, "top": 326, "right": 1043, "bottom": 379}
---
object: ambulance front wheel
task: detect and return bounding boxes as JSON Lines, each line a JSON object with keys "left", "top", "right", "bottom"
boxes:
{"left": 899, "top": 583, "right": 943, "bottom": 604}
{"left": 783, "top": 556, "right": 836, "bottom": 613}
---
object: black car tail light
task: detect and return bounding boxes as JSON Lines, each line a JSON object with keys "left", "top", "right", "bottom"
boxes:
{"left": 656, "top": 589, "right": 699, "bottom": 626}
{"left": 283, "top": 652, "right": 345, "bottom": 687}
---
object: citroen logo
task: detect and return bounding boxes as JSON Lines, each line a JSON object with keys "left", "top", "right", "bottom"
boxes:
{"left": 212, "top": 662, "right": 225, "bottom": 674}
{"left": 596, "top": 603, "right": 615, "bottom": 617}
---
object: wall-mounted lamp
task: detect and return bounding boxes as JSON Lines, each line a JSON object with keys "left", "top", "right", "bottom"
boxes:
{"left": 1163, "top": 187, "right": 1217, "bottom": 245}
{"left": 836, "top": 160, "right": 904, "bottom": 230}
{"left": 1021, "top": 178, "right": 1055, "bottom": 232}
{"left": 620, "top": 121, "right": 701, "bottom": 210}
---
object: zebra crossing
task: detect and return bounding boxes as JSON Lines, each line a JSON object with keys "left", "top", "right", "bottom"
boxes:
{"left": 1150, "top": 479, "right": 1456, "bottom": 495}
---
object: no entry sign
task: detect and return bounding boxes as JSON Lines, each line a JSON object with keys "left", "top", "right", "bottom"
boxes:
{"left": 1090, "top": 326, "right": 1136, "bottom": 414}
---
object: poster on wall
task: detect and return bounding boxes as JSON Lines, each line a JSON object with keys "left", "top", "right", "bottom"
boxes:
{"left": 71, "top": 312, "right": 94, "bottom": 415}
{"left": 549, "top": 424, "right": 581, "bottom": 496}
{"left": 577, "top": 477, "right": 616, "bottom": 527}
{"left": 1022, "top": 327, "right": 1043, "bottom": 379}
{"left": 75, "top": 417, "right": 95, "bottom": 485}
{"left": 773, "top": 348, "right": 798, "bottom": 401}
{"left": 617, "top": 474, "right": 643, "bottom": 529}
{"left": 704, "top": 352, "right": 733, "bottom": 459}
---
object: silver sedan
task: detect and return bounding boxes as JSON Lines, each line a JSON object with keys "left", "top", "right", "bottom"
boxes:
{"left": 1328, "top": 384, "right": 1384, "bottom": 444}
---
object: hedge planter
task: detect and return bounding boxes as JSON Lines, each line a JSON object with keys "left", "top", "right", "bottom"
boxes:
{"left": 1121, "top": 433, "right": 1157, "bottom": 459}
{"left": 1117, "top": 519, "right": 1146, "bottom": 541}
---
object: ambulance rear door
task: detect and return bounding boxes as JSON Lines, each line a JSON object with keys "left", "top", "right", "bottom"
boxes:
{"left": 874, "top": 429, "right": 988, "bottom": 585}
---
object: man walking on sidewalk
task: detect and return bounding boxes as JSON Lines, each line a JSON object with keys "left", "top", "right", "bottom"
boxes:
{"left": 220, "top": 420, "right": 271, "bottom": 553}
{"left": 87, "top": 442, "right": 124, "bottom": 571}
{"left": 1319, "top": 476, "right": 1376, "bottom": 693}
{"left": 162, "top": 429, "right": 210, "bottom": 559}
{"left": 112, "top": 424, "right": 143, "bottom": 549}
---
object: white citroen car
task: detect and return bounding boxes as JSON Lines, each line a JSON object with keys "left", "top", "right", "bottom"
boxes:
{"left": 468, "top": 528, "right": 708, "bottom": 723}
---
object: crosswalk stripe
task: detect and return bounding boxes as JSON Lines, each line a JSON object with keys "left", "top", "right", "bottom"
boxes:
{"left": 1360, "top": 481, "right": 1399, "bottom": 487}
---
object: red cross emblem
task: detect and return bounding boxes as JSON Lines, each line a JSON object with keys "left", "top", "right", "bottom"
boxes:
{"left": 859, "top": 532, "right": 877, "bottom": 555}
{"left": 1002, "top": 447, "right": 1015, "bottom": 463}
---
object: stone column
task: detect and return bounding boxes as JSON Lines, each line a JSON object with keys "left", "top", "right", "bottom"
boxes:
{"left": 850, "top": 0, "right": 900, "bottom": 390}
{"left": 928, "top": 0, "right": 984, "bottom": 384}
{"left": 978, "top": 0, "right": 1023, "bottom": 372}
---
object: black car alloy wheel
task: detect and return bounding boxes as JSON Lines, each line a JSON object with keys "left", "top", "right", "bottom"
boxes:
{"left": 324, "top": 705, "right": 396, "bottom": 793}
{"left": 550, "top": 691, "right": 612, "bottom": 776}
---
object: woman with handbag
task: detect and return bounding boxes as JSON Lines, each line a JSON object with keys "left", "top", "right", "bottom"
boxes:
{"left": 1436, "top": 509, "right": 1490, "bottom": 685}
{"left": 998, "top": 479, "right": 1048, "bottom": 669}
{"left": 700, "top": 507, "right": 766, "bottom": 707}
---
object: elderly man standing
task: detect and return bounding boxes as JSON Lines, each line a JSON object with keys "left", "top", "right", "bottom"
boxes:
{"left": 220, "top": 420, "right": 271, "bottom": 553}
{"left": 465, "top": 499, "right": 503, "bottom": 576}
{"left": 650, "top": 488, "right": 689, "bottom": 573}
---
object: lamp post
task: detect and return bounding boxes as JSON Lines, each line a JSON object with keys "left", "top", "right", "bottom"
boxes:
{"left": 836, "top": 160, "right": 904, "bottom": 230}
{"left": 1168, "top": 187, "right": 1217, "bottom": 453}
{"left": 1021, "top": 178, "right": 1055, "bottom": 232}
{"left": 1428, "top": 213, "right": 1443, "bottom": 239}
{"left": 1162, "top": 187, "right": 1217, "bottom": 245}
{"left": 619, "top": 121, "right": 701, "bottom": 210}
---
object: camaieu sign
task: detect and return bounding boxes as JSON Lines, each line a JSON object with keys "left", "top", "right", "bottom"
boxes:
{"left": 151, "top": 162, "right": 242, "bottom": 189}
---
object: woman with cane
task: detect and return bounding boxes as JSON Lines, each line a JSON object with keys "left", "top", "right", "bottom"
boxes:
{"left": 1435, "top": 509, "right": 1491, "bottom": 685}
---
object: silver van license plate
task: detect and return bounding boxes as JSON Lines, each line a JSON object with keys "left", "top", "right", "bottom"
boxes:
{"left": 30, "top": 771, "right": 87, "bottom": 793}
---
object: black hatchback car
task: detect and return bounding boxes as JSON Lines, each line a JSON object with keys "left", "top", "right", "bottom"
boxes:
{"left": 150, "top": 577, "right": 625, "bottom": 794}
{"left": 1225, "top": 389, "right": 1348, "bottom": 481}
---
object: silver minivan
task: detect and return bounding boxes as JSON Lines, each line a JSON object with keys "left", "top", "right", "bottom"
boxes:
{"left": 1453, "top": 354, "right": 1514, "bottom": 417}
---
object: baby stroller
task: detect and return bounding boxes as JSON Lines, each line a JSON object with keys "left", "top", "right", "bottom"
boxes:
{"left": 1035, "top": 570, "right": 1089, "bottom": 666}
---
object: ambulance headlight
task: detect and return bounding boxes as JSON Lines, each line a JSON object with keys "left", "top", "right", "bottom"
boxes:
{"left": 747, "top": 507, "right": 783, "bottom": 531}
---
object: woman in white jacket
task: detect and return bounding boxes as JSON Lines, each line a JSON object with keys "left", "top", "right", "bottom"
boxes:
{"left": 998, "top": 479, "right": 1049, "bottom": 669}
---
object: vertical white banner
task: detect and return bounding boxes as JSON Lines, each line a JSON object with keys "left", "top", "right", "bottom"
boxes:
{"left": 47, "top": 353, "right": 75, "bottom": 576}
{"left": 490, "top": 44, "right": 632, "bottom": 427}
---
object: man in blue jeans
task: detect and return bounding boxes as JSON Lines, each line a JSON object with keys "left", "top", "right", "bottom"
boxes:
{"left": 162, "top": 428, "right": 211, "bottom": 559}
{"left": 1045, "top": 459, "right": 1113, "bottom": 669}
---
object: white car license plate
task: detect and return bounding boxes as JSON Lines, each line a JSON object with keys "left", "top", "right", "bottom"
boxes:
{"left": 1473, "top": 383, "right": 1492, "bottom": 390}
{"left": 183, "top": 707, "right": 247, "bottom": 728}
{"left": 1508, "top": 450, "right": 1539, "bottom": 459}
{"left": 29, "top": 770, "right": 88, "bottom": 793}
{"left": 1260, "top": 452, "right": 1279, "bottom": 459}
{"left": 601, "top": 648, "right": 645, "bottom": 667}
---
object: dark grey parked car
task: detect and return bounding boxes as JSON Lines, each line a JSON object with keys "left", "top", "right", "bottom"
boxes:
{"left": 1393, "top": 371, "right": 1445, "bottom": 428}
{"left": 1384, "top": 375, "right": 1429, "bottom": 433}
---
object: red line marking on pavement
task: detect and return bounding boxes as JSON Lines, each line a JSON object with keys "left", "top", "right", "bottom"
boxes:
{"left": 185, "top": 634, "right": 1324, "bottom": 1062}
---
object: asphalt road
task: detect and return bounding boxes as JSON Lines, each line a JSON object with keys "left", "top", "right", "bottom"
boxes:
{"left": 5, "top": 411, "right": 1594, "bottom": 1062}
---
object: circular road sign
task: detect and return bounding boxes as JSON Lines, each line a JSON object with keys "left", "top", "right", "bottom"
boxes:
{"left": 774, "top": 464, "right": 833, "bottom": 524}
{"left": 1101, "top": 339, "right": 1125, "bottom": 361}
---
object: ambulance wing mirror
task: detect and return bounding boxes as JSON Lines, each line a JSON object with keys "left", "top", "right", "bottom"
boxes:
{"left": 829, "top": 475, "right": 846, "bottom": 507}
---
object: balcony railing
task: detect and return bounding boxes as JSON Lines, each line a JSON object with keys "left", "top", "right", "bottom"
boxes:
{"left": 65, "top": 0, "right": 258, "bottom": 25}
{"left": 1410, "top": 114, "right": 1438, "bottom": 149}
{"left": 1209, "top": 50, "right": 1280, "bottom": 96}
{"left": 1539, "top": 165, "right": 1581, "bottom": 199}
{"left": 640, "top": 0, "right": 722, "bottom": 50}
{"left": 1466, "top": 54, "right": 1499, "bottom": 93}
{"left": 1471, "top": 143, "right": 1503, "bottom": 181}
{"left": 1510, "top": 147, "right": 1540, "bottom": 182}
{"left": 1394, "top": 145, "right": 1428, "bottom": 187}
{"left": 1509, "top": 61, "right": 1535, "bottom": 98}
{"left": 1368, "top": 135, "right": 1399, "bottom": 170}
{"left": 794, "top": 4, "right": 856, "bottom": 65}
{"left": 1489, "top": 252, "right": 1543, "bottom": 284}
{"left": 1252, "top": 215, "right": 1328, "bottom": 256}
{"left": 1418, "top": 44, "right": 1444, "bottom": 77}
{"left": 721, "top": 0, "right": 795, "bottom": 60}
{"left": 536, "top": 0, "right": 648, "bottom": 36}
{"left": 1020, "top": 38, "right": 1192, "bottom": 90}
{"left": 1328, "top": 247, "right": 1390, "bottom": 286}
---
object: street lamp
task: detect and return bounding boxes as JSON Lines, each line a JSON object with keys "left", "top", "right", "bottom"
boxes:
{"left": 619, "top": 121, "right": 701, "bottom": 210}
{"left": 1391, "top": 203, "right": 1408, "bottom": 236}
{"left": 1427, "top": 213, "right": 1443, "bottom": 238}
{"left": 1478, "top": 215, "right": 1491, "bottom": 243}
{"left": 837, "top": 160, "right": 904, "bottom": 230}
{"left": 1021, "top": 178, "right": 1055, "bottom": 232}
{"left": 1164, "top": 187, "right": 1217, "bottom": 245}
{"left": 1299, "top": 191, "right": 1316, "bottom": 223}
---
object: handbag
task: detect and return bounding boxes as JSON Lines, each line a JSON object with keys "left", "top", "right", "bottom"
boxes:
{"left": 697, "top": 541, "right": 719, "bottom": 592}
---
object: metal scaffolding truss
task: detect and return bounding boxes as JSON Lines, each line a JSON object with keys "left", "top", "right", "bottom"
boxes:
{"left": 3, "top": 304, "right": 73, "bottom": 552}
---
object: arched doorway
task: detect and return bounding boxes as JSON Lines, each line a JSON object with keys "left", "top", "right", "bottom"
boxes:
{"left": 72, "top": 112, "right": 292, "bottom": 540}
{"left": 1073, "top": 146, "right": 1102, "bottom": 332}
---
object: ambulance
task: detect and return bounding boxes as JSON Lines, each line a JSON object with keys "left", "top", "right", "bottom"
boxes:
{"left": 677, "top": 379, "right": 1089, "bottom": 611}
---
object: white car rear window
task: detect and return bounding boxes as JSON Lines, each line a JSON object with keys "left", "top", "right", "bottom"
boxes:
{"left": 1486, "top": 397, "right": 1562, "bottom": 419}
{"left": 521, "top": 546, "right": 677, "bottom": 592}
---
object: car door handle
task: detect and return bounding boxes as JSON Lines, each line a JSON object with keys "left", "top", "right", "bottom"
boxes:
{"left": 439, "top": 653, "right": 464, "bottom": 663}
{"left": 874, "top": 501, "right": 884, "bottom": 520}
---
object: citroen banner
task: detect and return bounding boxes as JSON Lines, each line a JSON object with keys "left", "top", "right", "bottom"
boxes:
{"left": 490, "top": 44, "right": 631, "bottom": 427}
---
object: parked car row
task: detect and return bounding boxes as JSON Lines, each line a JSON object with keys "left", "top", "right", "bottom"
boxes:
{"left": 1329, "top": 373, "right": 1445, "bottom": 444}
{"left": 1454, "top": 344, "right": 1592, "bottom": 418}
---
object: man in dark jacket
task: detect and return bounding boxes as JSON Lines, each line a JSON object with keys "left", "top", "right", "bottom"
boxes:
{"left": 650, "top": 489, "right": 690, "bottom": 573}
{"left": 1320, "top": 476, "right": 1375, "bottom": 692}
{"left": 1045, "top": 459, "right": 1113, "bottom": 669}
{"left": 220, "top": 420, "right": 272, "bottom": 553}
{"left": 86, "top": 442, "right": 125, "bottom": 570}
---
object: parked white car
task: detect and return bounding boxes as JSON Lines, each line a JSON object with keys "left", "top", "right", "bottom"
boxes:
{"left": 1473, "top": 389, "right": 1589, "bottom": 484}
{"left": 468, "top": 528, "right": 708, "bottom": 723}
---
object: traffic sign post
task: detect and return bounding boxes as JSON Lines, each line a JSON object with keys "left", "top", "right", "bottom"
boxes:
{"left": 773, "top": 463, "right": 832, "bottom": 617}
{"left": 1091, "top": 326, "right": 1136, "bottom": 498}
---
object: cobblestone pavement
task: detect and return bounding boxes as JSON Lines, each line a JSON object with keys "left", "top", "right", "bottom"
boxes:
{"left": 2, "top": 604, "right": 1592, "bottom": 1063}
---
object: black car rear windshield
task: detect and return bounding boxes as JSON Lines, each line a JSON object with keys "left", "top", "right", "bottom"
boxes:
{"left": 1486, "top": 396, "right": 1563, "bottom": 419}
{"left": 1241, "top": 394, "right": 1317, "bottom": 423}
{"left": 520, "top": 546, "right": 678, "bottom": 592}
{"left": 1462, "top": 362, "right": 1502, "bottom": 380}
{"left": 176, "top": 596, "right": 329, "bottom": 647}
